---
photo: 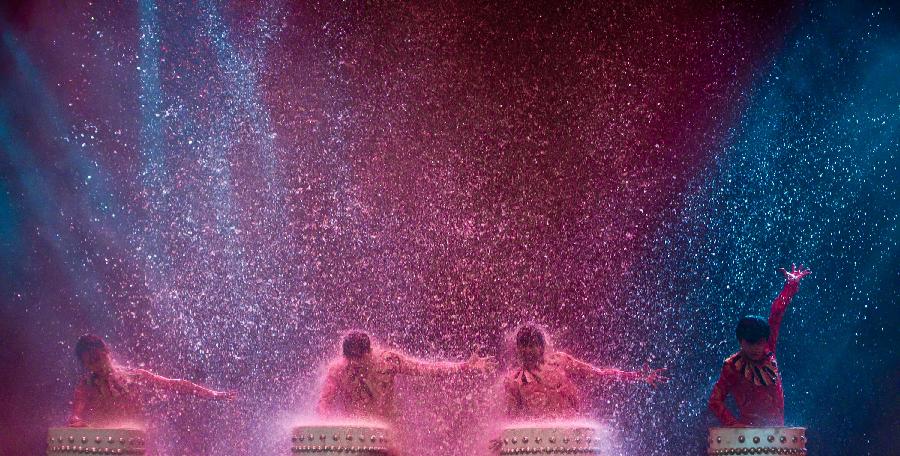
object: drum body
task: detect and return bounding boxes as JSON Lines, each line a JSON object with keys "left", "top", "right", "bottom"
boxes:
{"left": 290, "top": 424, "right": 393, "bottom": 455}
{"left": 707, "top": 427, "right": 807, "bottom": 455}
{"left": 47, "top": 427, "right": 147, "bottom": 455}
{"left": 498, "top": 425, "right": 614, "bottom": 455}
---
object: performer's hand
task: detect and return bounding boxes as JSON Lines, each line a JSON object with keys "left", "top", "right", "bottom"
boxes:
{"left": 213, "top": 390, "right": 237, "bottom": 401}
{"left": 467, "top": 354, "right": 498, "bottom": 373}
{"left": 779, "top": 263, "right": 811, "bottom": 284}
{"left": 67, "top": 417, "right": 87, "bottom": 428}
{"left": 644, "top": 366, "right": 669, "bottom": 387}
{"left": 488, "top": 437, "right": 502, "bottom": 454}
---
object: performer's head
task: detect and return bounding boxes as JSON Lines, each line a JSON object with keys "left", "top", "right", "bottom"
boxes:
{"left": 75, "top": 334, "right": 113, "bottom": 374}
{"left": 342, "top": 330, "right": 372, "bottom": 364}
{"left": 515, "top": 324, "right": 546, "bottom": 368}
{"left": 736, "top": 316, "right": 770, "bottom": 361}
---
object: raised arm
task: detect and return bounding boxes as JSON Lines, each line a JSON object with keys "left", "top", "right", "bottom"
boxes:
{"left": 135, "top": 369, "right": 234, "bottom": 400}
{"left": 708, "top": 363, "right": 740, "bottom": 426}
{"left": 769, "top": 264, "right": 811, "bottom": 352}
{"left": 562, "top": 352, "right": 668, "bottom": 386}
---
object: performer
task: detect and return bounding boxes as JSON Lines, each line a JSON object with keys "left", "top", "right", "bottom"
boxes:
{"left": 708, "top": 264, "right": 811, "bottom": 427}
{"left": 68, "top": 334, "right": 235, "bottom": 427}
{"left": 502, "top": 324, "right": 668, "bottom": 419}
{"left": 316, "top": 330, "right": 496, "bottom": 423}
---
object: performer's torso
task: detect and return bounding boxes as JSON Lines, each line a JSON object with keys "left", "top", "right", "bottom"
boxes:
{"left": 333, "top": 353, "right": 400, "bottom": 421}
{"left": 79, "top": 368, "right": 149, "bottom": 426}
{"left": 508, "top": 352, "right": 581, "bottom": 419}
{"left": 725, "top": 352, "right": 785, "bottom": 426}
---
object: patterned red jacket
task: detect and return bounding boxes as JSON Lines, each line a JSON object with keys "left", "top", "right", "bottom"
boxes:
{"left": 708, "top": 281, "right": 799, "bottom": 426}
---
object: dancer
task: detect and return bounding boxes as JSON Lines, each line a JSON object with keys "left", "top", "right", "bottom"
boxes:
{"left": 68, "top": 334, "right": 235, "bottom": 427}
{"left": 316, "top": 330, "right": 496, "bottom": 423}
{"left": 708, "top": 264, "right": 811, "bottom": 426}
{"left": 502, "top": 324, "right": 667, "bottom": 419}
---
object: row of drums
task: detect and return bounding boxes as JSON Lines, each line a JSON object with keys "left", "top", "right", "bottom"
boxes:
{"left": 47, "top": 425, "right": 807, "bottom": 455}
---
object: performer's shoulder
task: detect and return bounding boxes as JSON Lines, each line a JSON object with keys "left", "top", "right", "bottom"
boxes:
{"left": 379, "top": 349, "right": 402, "bottom": 361}
{"left": 323, "top": 358, "right": 346, "bottom": 375}
{"left": 547, "top": 350, "right": 573, "bottom": 365}
{"left": 378, "top": 350, "right": 405, "bottom": 368}
{"left": 503, "top": 368, "right": 520, "bottom": 381}
{"left": 723, "top": 352, "right": 742, "bottom": 367}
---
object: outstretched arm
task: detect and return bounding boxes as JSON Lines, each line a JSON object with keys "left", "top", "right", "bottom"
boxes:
{"left": 563, "top": 353, "right": 668, "bottom": 386}
{"left": 387, "top": 351, "right": 495, "bottom": 377}
{"left": 136, "top": 369, "right": 235, "bottom": 400}
{"left": 769, "top": 264, "right": 811, "bottom": 352}
{"left": 708, "top": 364, "right": 740, "bottom": 426}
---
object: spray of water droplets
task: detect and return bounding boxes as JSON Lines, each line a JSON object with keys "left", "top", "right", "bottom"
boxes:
{"left": 0, "top": 1, "right": 896, "bottom": 455}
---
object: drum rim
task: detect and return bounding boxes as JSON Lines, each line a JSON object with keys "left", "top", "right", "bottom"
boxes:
{"left": 708, "top": 426, "right": 806, "bottom": 431}
{"left": 48, "top": 426, "right": 146, "bottom": 432}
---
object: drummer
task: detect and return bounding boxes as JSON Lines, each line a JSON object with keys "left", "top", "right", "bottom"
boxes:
{"left": 708, "top": 264, "right": 811, "bottom": 426}
{"left": 316, "top": 330, "right": 496, "bottom": 424}
{"left": 502, "top": 324, "right": 667, "bottom": 419}
{"left": 68, "top": 334, "right": 235, "bottom": 427}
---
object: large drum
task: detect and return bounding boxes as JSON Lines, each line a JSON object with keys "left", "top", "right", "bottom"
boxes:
{"left": 290, "top": 424, "right": 393, "bottom": 455}
{"left": 708, "top": 427, "right": 807, "bottom": 455}
{"left": 47, "top": 427, "right": 146, "bottom": 455}
{"left": 498, "top": 424, "right": 615, "bottom": 455}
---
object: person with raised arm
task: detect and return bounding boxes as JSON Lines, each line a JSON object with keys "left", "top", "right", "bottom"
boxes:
{"left": 708, "top": 264, "right": 812, "bottom": 427}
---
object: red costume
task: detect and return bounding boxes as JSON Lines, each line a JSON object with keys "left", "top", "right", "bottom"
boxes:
{"left": 503, "top": 351, "right": 650, "bottom": 419}
{"left": 708, "top": 281, "right": 799, "bottom": 426}
{"left": 70, "top": 367, "right": 222, "bottom": 427}
{"left": 317, "top": 350, "right": 476, "bottom": 423}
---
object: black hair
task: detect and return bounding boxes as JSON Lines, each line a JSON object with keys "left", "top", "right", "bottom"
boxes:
{"left": 735, "top": 316, "right": 771, "bottom": 343}
{"left": 342, "top": 331, "right": 372, "bottom": 359}
{"left": 516, "top": 324, "right": 546, "bottom": 348}
{"left": 75, "top": 334, "right": 107, "bottom": 359}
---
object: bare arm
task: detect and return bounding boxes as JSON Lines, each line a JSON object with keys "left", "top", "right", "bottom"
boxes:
{"left": 387, "top": 351, "right": 493, "bottom": 377}
{"left": 388, "top": 351, "right": 465, "bottom": 376}
{"left": 562, "top": 353, "right": 667, "bottom": 386}
{"left": 136, "top": 369, "right": 233, "bottom": 400}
